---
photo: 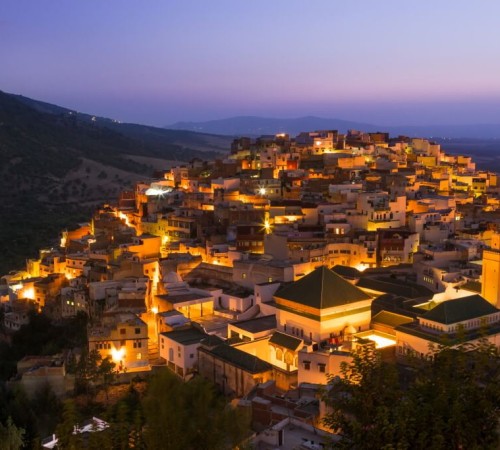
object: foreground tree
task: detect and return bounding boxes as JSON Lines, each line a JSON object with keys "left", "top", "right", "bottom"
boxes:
{"left": 408, "top": 339, "right": 500, "bottom": 449}
{"left": 55, "top": 399, "right": 82, "bottom": 450}
{"left": 0, "top": 417, "right": 25, "bottom": 450}
{"left": 323, "top": 342, "right": 414, "bottom": 449}
{"left": 142, "top": 370, "right": 250, "bottom": 450}
{"left": 323, "top": 340, "right": 500, "bottom": 449}
{"left": 75, "top": 348, "right": 116, "bottom": 401}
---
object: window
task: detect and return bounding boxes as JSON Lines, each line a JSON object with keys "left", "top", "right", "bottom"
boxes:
{"left": 304, "top": 361, "right": 311, "bottom": 370}
{"left": 190, "top": 353, "right": 194, "bottom": 359}
{"left": 268, "top": 277, "right": 273, "bottom": 283}
{"left": 242, "top": 273, "right": 247, "bottom": 279}
{"left": 135, "top": 328, "right": 141, "bottom": 335}
{"left": 276, "top": 348, "right": 283, "bottom": 361}
{"left": 136, "top": 353, "right": 142, "bottom": 360}
{"left": 120, "top": 328, "right": 126, "bottom": 335}
{"left": 318, "top": 363, "right": 326, "bottom": 373}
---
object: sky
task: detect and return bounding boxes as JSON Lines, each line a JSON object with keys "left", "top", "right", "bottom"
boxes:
{"left": 1, "top": 1, "right": 500, "bottom": 127}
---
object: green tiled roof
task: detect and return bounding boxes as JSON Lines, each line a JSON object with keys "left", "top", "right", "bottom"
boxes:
{"left": 371, "top": 310, "right": 414, "bottom": 328}
{"left": 423, "top": 295, "right": 498, "bottom": 325}
{"left": 356, "top": 277, "right": 433, "bottom": 299}
{"left": 396, "top": 321, "right": 500, "bottom": 345}
{"left": 331, "top": 265, "right": 362, "bottom": 279}
{"left": 275, "top": 266, "right": 371, "bottom": 309}
{"left": 269, "top": 331, "right": 302, "bottom": 351}
{"left": 202, "top": 344, "right": 272, "bottom": 374}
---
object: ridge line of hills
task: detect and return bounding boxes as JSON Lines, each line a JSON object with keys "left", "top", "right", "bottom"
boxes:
{"left": 167, "top": 115, "right": 500, "bottom": 139}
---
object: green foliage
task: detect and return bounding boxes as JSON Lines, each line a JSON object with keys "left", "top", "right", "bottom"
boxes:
{"left": 55, "top": 399, "right": 83, "bottom": 450}
{"left": 0, "top": 417, "right": 25, "bottom": 450}
{"left": 75, "top": 348, "right": 117, "bottom": 402}
{"left": 0, "top": 382, "right": 63, "bottom": 446}
{"left": 30, "top": 383, "right": 63, "bottom": 438}
{"left": 323, "top": 341, "right": 500, "bottom": 449}
{"left": 323, "top": 343, "right": 413, "bottom": 449}
{"left": 142, "top": 370, "right": 250, "bottom": 450}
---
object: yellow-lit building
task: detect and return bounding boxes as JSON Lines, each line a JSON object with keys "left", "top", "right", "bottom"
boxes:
{"left": 482, "top": 233, "right": 500, "bottom": 308}
{"left": 88, "top": 312, "right": 149, "bottom": 371}
{"left": 396, "top": 295, "right": 500, "bottom": 359}
{"left": 273, "top": 266, "right": 374, "bottom": 344}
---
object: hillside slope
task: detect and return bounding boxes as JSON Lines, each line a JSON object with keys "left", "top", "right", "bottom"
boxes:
{"left": 0, "top": 91, "right": 231, "bottom": 274}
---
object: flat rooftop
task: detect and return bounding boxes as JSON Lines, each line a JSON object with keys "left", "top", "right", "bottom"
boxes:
{"left": 231, "top": 315, "right": 277, "bottom": 334}
{"left": 156, "top": 292, "right": 212, "bottom": 304}
{"left": 161, "top": 327, "right": 207, "bottom": 345}
{"left": 192, "top": 314, "right": 233, "bottom": 336}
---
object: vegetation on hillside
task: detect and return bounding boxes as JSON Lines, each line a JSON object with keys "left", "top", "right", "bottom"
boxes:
{"left": 0, "top": 91, "right": 228, "bottom": 274}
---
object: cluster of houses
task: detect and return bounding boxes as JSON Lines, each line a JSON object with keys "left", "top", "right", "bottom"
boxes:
{"left": 3, "top": 129, "right": 500, "bottom": 439}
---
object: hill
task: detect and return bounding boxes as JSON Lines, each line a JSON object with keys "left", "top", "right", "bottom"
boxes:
{"left": 167, "top": 115, "right": 500, "bottom": 139}
{"left": 166, "top": 115, "right": 378, "bottom": 136}
{"left": 0, "top": 91, "right": 232, "bottom": 274}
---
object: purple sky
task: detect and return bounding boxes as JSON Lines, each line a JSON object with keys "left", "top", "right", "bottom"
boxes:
{"left": 1, "top": 1, "right": 500, "bottom": 127}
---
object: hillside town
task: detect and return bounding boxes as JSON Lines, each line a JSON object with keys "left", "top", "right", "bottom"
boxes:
{"left": 2, "top": 129, "right": 500, "bottom": 447}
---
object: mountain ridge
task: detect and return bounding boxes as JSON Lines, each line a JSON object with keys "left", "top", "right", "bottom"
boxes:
{"left": 167, "top": 115, "right": 500, "bottom": 139}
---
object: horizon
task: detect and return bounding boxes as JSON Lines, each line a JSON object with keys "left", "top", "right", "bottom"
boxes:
{"left": 1, "top": 1, "right": 500, "bottom": 127}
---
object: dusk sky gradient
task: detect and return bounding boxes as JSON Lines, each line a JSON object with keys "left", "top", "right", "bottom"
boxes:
{"left": 1, "top": 1, "right": 500, "bottom": 126}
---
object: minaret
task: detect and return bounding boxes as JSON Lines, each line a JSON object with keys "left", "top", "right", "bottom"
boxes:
{"left": 481, "top": 233, "right": 500, "bottom": 307}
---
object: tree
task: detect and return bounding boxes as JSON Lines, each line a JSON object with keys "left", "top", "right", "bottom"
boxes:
{"left": 76, "top": 349, "right": 117, "bottom": 402}
{"left": 55, "top": 399, "right": 82, "bottom": 450}
{"left": 322, "top": 342, "right": 413, "bottom": 449}
{"left": 322, "top": 340, "right": 500, "bottom": 449}
{"left": 99, "top": 356, "right": 117, "bottom": 402}
{"left": 0, "top": 417, "right": 25, "bottom": 450}
{"left": 408, "top": 339, "right": 500, "bottom": 449}
{"left": 142, "top": 370, "right": 250, "bottom": 450}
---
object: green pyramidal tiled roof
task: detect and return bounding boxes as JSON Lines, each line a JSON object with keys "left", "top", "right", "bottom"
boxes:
{"left": 275, "top": 266, "right": 372, "bottom": 309}
{"left": 422, "top": 295, "right": 499, "bottom": 325}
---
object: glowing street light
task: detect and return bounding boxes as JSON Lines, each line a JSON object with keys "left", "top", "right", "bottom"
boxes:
{"left": 111, "top": 347, "right": 125, "bottom": 363}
